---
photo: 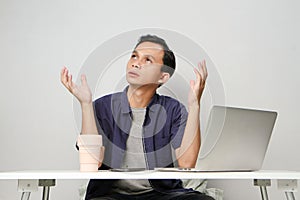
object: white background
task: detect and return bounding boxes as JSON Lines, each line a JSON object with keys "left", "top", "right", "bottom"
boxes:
{"left": 0, "top": 0, "right": 299, "bottom": 199}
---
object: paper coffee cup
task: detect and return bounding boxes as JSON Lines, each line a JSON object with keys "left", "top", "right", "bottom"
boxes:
{"left": 77, "top": 135, "right": 103, "bottom": 172}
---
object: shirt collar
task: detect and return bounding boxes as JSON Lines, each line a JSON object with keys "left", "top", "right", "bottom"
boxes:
{"left": 120, "top": 86, "right": 131, "bottom": 114}
{"left": 120, "top": 86, "right": 159, "bottom": 114}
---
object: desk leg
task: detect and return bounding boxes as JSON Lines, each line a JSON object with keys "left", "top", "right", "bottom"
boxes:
{"left": 285, "top": 192, "right": 296, "bottom": 200}
{"left": 38, "top": 179, "right": 56, "bottom": 200}
{"left": 278, "top": 179, "right": 297, "bottom": 200}
{"left": 42, "top": 186, "right": 50, "bottom": 200}
{"left": 21, "top": 192, "right": 31, "bottom": 200}
{"left": 254, "top": 179, "right": 271, "bottom": 200}
{"left": 18, "top": 179, "right": 38, "bottom": 200}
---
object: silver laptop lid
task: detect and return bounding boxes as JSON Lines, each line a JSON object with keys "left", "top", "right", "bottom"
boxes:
{"left": 197, "top": 106, "right": 277, "bottom": 171}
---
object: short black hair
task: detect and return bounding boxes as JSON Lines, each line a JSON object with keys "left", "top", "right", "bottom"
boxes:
{"left": 134, "top": 35, "right": 176, "bottom": 77}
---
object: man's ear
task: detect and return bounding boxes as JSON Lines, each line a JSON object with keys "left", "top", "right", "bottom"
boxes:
{"left": 158, "top": 72, "right": 170, "bottom": 84}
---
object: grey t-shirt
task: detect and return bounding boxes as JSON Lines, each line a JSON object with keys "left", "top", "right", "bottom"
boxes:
{"left": 111, "top": 107, "right": 153, "bottom": 194}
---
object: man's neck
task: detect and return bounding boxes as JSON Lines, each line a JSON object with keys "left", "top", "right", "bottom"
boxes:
{"left": 127, "top": 84, "right": 157, "bottom": 108}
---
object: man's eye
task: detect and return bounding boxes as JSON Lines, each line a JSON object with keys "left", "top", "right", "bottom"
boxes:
{"left": 146, "top": 58, "right": 152, "bottom": 63}
{"left": 131, "top": 54, "right": 137, "bottom": 59}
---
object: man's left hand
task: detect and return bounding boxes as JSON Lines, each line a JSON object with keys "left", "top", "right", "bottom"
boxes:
{"left": 188, "top": 60, "right": 208, "bottom": 109}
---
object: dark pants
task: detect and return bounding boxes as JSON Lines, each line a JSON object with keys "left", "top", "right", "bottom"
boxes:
{"left": 91, "top": 190, "right": 215, "bottom": 200}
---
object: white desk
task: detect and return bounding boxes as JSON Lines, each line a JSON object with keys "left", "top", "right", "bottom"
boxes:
{"left": 0, "top": 170, "right": 299, "bottom": 200}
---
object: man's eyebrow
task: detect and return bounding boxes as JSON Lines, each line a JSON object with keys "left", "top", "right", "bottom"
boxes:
{"left": 132, "top": 50, "right": 156, "bottom": 61}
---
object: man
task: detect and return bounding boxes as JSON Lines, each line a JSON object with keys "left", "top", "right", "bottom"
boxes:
{"left": 61, "top": 35, "right": 213, "bottom": 200}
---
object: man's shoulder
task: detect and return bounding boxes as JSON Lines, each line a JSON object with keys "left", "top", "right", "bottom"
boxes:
{"left": 156, "top": 93, "right": 183, "bottom": 106}
{"left": 93, "top": 92, "right": 125, "bottom": 114}
{"left": 94, "top": 92, "right": 123, "bottom": 104}
{"left": 156, "top": 94, "right": 187, "bottom": 114}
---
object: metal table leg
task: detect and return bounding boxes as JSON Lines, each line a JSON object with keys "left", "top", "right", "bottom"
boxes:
{"left": 42, "top": 186, "right": 50, "bottom": 200}
{"left": 260, "top": 186, "right": 269, "bottom": 200}
{"left": 21, "top": 192, "right": 31, "bottom": 200}
{"left": 285, "top": 192, "right": 296, "bottom": 200}
{"left": 278, "top": 179, "right": 297, "bottom": 200}
{"left": 254, "top": 179, "right": 271, "bottom": 200}
{"left": 18, "top": 179, "right": 38, "bottom": 200}
{"left": 38, "top": 179, "right": 56, "bottom": 200}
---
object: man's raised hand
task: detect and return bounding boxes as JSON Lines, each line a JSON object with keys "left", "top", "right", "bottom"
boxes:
{"left": 60, "top": 66, "right": 92, "bottom": 105}
{"left": 188, "top": 60, "right": 208, "bottom": 108}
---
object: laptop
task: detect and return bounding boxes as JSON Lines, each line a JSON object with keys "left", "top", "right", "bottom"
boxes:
{"left": 156, "top": 105, "right": 278, "bottom": 172}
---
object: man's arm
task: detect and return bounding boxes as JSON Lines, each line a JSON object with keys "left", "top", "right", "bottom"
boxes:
{"left": 176, "top": 60, "right": 208, "bottom": 168}
{"left": 60, "top": 66, "right": 98, "bottom": 135}
{"left": 81, "top": 103, "right": 98, "bottom": 135}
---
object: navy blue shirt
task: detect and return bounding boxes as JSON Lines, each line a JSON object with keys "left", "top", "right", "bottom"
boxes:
{"left": 85, "top": 87, "right": 192, "bottom": 199}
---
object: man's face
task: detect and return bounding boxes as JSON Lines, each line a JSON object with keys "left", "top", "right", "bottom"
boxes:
{"left": 126, "top": 41, "right": 165, "bottom": 87}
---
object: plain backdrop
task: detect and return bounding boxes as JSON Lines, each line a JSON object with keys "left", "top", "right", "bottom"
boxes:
{"left": 0, "top": 0, "right": 299, "bottom": 199}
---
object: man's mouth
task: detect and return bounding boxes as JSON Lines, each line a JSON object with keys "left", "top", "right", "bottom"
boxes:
{"left": 128, "top": 71, "right": 140, "bottom": 77}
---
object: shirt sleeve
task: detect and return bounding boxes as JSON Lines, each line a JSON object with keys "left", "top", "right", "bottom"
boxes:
{"left": 170, "top": 102, "right": 188, "bottom": 149}
{"left": 93, "top": 101, "right": 105, "bottom": 135}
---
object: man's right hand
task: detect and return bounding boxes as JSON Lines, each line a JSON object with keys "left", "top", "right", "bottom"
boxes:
{"left": 60, "top": 66, "right": 92, "bottom": 105}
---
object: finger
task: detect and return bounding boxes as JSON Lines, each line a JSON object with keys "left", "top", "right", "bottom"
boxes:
{"left": 60, "top": 67, "right": 67, "bottom": 83}
{"left": 195, "top": 64, "right": 204, "bottom": 85}
{"left": 202, "top": 60, "right": 208, "bottom": 79}
{"left": 60, "top": 66, "right": 66, "bottom": 81}
{"left": 198, "top": 62, "right": 205, "bottom": 79}
{"left": 193, "top": 67, "right": 201, "bottom": 82}
{"left": 61, "top": 67, "right": 70, "bottom": 88}
{"left": 197, "top": 62, "right": 206, "bottom": 85}
{"left": 81, "top": 74, "right": 87, "bottom": 86}
{"left": 68, "top": 74, "right": 74, "bottom": 89}
{"left": 69, "top": 74, "right": 74, "bottom": 89}
{"left": 65, "top": 68, "right": 70, "bottom": 82}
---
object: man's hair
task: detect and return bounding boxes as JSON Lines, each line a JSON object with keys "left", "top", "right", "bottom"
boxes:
{"left": 134, "top": 35, "right": 176, "bottom": 77}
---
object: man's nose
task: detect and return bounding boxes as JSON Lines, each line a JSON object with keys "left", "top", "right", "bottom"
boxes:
{"left": 131, "top": 59, "right": 141, "bottom": 69}
{"left": 132, "top": 64, "right": 141, "bottom": 69}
